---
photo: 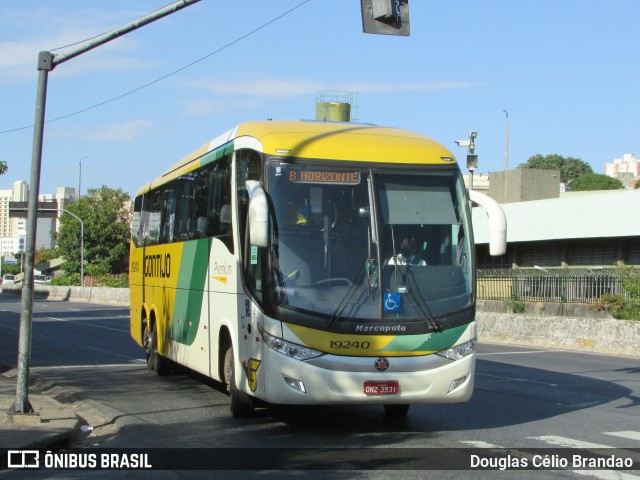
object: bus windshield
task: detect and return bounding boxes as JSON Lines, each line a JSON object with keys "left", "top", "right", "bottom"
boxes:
{"left": 266, "top": 162, "right": 473, "bottom": 322}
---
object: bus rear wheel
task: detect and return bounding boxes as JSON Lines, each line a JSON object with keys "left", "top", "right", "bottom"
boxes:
{"left": 223, "top": 346, "right": 254, "bottom": 417}
{"left": 145, "top": 322, "right": 170, "bottom": 376}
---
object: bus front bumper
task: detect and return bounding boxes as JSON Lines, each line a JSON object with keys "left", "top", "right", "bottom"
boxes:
{"left": 260, "top": 347, "right": 475, "bottom": 406}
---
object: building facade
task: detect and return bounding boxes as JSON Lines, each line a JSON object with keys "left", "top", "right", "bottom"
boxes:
{"left": 605, "top": 153, "right": 640, "bottom": 189}
{"left": 0, "top": 181, "right": 77, "bottom": 256}
{"left": 473, "top": 190, "right": 640, "bottom": 269}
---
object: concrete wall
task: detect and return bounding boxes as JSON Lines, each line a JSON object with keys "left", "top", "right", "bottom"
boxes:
{"left": 2, "top": 286, "right": 638, "bottom": 356}
{"left": 489, "top": 168, "right": 560, "bottom": 204}
{"left": 477, "top": 312, "right": 640, "bottom": 357}
{"left": 1, "top": 285, "right": 130, "bottom": 306}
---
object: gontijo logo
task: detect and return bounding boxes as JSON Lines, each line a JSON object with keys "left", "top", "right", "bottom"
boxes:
{"left": 144, "top": 253, "right": 171, "bottom": 278}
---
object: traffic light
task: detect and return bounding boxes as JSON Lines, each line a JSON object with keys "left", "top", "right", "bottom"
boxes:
{"left": 361, "top": 0, "right": 410, "bottom": 36}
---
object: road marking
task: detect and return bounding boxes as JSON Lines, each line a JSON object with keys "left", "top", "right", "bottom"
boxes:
{"left": 477, "top": 349, "right": 552, "bottom": 356}
{"left": 45, "top": 316, "right": 129, "bottom": 333}
{"left": 476, "top": 372, "right": 559, "bottom": 387}
{"left": 32, "top": 362, "right": 145, "bottom": 371}
{"left": 460, "top": 440, "right": 503, "bottom": 448}
{"left": 604, "top": 431, "right": 640, "bottom": 442}
{"left": 528, "top": 435, "right": 617, "bottom": 449}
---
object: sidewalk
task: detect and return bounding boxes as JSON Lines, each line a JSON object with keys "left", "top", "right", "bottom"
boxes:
{"left": 0, "top": 369, "right": 80, "bottom": 449}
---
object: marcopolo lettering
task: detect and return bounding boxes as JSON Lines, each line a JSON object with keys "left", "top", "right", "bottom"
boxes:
{"left": 355, "top": 324, "right": 407, "bottom": 333}
{"left": 144, "top": 253, "right": 171, "bottom": 278}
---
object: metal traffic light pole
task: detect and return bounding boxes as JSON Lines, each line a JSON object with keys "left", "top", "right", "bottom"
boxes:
{"left": 12, "top": 0, "right": 202, "bottom": 416}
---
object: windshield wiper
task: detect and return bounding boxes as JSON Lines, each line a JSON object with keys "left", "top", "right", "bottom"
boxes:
{"left": 366, "top": 225, "right": 376, "bottom": 294}
{"left": 326, "top": 262, "right": 368, "bottom": 330}
{"left": 400, "top": 265, "right": 442, "bottom": 332}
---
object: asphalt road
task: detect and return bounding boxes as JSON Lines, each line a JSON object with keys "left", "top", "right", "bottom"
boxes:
{"left": 0, "top": 295, "right": 638, "bottom": 479}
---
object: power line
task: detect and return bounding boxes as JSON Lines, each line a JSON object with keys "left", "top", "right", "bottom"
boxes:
{"left": 49, "top": 2, "right": 179, "bottom": 53}
{"left": 0, "top": 0, "right": 311, "bottom": 135}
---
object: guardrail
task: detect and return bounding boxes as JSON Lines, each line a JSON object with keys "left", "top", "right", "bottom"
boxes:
{"left": 477, "top": 267, "right": 637, "bottom": 304}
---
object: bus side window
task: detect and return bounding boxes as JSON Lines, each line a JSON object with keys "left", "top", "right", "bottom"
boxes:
{"left": 191, "top": 168, "right": 210, "bottom": 238}
{"left": 161, "top": 187, "right": 177, "bottom": 243}
{"left": 236, "top": 150, "right": 262, "bottom": 245}
{"left": 132, "top": 195, "right": 143, "bottom": 246}
{"left": 207, "top": 154, "right": 233, "bottom": 251}
{"left": 142, "top": 190, "right": 161, "bottom": 246}
{"left": 237, "top": 150, "right": 263, "bottom": 302}
{"left": 175, "top": 178, "right": 193, "bottom": 241}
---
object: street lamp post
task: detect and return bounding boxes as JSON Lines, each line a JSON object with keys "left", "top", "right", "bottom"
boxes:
{"left": 12, "top": 0, "right": 202, "bottom": 416}
{"left": 78, "top": 156, "right": 87, "bottom": 198}
{"left": 502, "top": 109, "right": 509, "bottom": 203}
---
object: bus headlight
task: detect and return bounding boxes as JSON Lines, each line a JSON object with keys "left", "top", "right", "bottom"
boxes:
{"left": 259, "top": 326, "right": 324, "bottom": 361}
{"left": 436, "top": 338, "right": 477, "bottom": 361}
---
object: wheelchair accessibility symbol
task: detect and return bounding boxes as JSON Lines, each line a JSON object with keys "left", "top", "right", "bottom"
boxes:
{"left": 384, "top": 292, "right": 402, "bottom": 312}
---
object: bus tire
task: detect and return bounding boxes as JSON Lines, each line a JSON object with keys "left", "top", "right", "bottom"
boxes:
{"left": 384, "top": 404, "right": 410, "bottom": 416}
{"left": 223, "top": 346, "right": 254, "bottom": 417}
{"left": 146, "top": 323, "right": 170, "bottom": 376}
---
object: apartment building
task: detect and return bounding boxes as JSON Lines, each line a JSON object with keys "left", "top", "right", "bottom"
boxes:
{"left": 605, "top": 153, "right": 640, "bottom": 189}
{"left": 0, "top": 181, "right": 77, "bottom": 256}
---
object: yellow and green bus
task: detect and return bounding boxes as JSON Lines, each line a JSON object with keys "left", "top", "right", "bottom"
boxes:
{"left": 129, "top": 120, "right": 506, "bottom": 417}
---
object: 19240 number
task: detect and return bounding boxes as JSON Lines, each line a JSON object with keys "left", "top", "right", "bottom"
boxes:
{"left": 329, "top": 340, "right": 371, "bottom": 350}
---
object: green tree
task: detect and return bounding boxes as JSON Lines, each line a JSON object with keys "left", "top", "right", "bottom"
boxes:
{"left": 55, "top": 186, "right": 132, "bottom": 278}
{"left": 1, "top": 260, "right": 20, "bottom": 276}
{"left": 0, "top": 161, "right": 7, "bottom": 175}
{"left": 35, "top": 248, "right": 57, "bottom": 266}
{"left": 570, "top": 173, "right": 624, "bottom": 191}
{"left": 519, "top": 154, "right": 593, "bottom": 183}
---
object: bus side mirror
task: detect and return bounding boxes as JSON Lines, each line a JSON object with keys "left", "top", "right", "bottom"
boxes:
{"left": 469, "top": 190, "right": 507, "bottom": 256}
{"left": 246, "top": 180, "right": 269, "bottom": 248}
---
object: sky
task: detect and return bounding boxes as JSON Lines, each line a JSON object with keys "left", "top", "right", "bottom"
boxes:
{"left": 1, "top": 0, "right": 638, "bottom": 197}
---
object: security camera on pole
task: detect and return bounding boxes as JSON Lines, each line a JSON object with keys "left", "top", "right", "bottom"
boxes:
{"left": 455, "top": 132, "right": 478, "bottom": 191}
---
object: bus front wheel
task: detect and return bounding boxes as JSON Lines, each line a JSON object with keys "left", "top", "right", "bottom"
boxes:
{"left": 223, "top": 346, "right": 254, "bottom": 417}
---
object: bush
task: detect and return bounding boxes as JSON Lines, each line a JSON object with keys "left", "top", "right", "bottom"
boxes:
{"left": 94, "top": 274, "right": 129, "bottom": 288}
{"left": 508, "top": 299, "right": 526, "bottom": 314}
{"left": 51, "top": 273, "right": 80, "bottom": 286}
{"left": 597, "top": 267, "right": 640, "bottom": 320}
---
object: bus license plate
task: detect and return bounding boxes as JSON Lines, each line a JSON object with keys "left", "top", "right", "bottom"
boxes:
{"left": 364, "top": 381, "right": 399, "bottom": 395}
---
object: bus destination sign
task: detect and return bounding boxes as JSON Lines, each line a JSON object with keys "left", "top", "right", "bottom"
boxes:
{"left": 289, "top": 170, "right": 360, "bottom": 185}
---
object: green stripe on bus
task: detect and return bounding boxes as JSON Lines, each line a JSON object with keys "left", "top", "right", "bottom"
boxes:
{"left": 200, "top": 142, "right": 234, "bottom": 167}
{"left": 170, "top": 239, "right": 211, "bottom": 345}
{"left": 381, "top": 324, "right": 468, "bottom": 353}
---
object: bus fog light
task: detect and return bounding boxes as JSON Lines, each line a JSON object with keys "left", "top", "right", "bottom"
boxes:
{"left": 284, "top": 376, "right": 307, "bottom": 393}
{"left": 448, "top": 376, "right": 467, "bottom": 393}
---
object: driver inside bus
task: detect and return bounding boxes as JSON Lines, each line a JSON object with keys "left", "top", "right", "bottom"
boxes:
{"left": 388, "top": 237, "right": 426, "bottom": 266}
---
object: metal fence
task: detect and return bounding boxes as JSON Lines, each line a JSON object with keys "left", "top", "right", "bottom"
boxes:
{"left": 477, "top": 267, "right": 637, "bottom": 304}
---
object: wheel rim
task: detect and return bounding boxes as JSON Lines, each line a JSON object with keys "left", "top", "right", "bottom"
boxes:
{"left": 145, "top": 328, "right": 156, "bottom": 370}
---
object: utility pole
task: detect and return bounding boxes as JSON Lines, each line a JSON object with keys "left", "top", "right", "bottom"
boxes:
{"left": 12, "top": 0, "right": 202, "bottom": 417}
